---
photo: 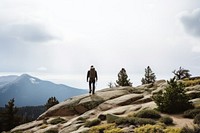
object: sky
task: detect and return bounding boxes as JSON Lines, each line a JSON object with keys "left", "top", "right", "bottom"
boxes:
{"left": 0, "top": 0, "right": 200, "bottom": 90}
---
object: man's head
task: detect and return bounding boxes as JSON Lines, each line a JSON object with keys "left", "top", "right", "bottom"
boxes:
{"left": 91, "top": 65, "right": 94, "bottom": 69}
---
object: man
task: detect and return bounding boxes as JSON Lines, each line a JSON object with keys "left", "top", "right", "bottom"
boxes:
{"left": 87, "top": 65, "right": 98, "bottom": 94}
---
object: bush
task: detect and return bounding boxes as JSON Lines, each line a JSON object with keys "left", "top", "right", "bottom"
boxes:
{"left": 183, "top": 109, "right": 200, "bottom": 118}
{"left": 134, "top": 124, "right": 164, "bottom": 133}
{"left": 133, "top": 117, "right": 156, "bottom": 125}
{"left": 159, "top": 116, "right": 173, "bottom": 125}
{"left": 181, "top": 125, "right": 200, "bottom": 133}
{"left": 115, "top": 117, "right": 156, "bottom": 126}
{"left": 153, "top": 78, "right": 193, "bottom": 113}
{"left": 77, "top": 117, "right": 87, "bottom": 122}
{"left": 49, "top": 117, "right": 65, "bottom": 125}
{"left": 105, "top": 128, "right": 123, "bottom": 133}
{"left": 106, "top": 114, "right": 120, "bottom": 123}
{"left": 164, "top": 127, "right": 182, "bottom": 133}
{"left": 85, "top": 118, "right": 101, "bottom": 127}
{"left": 115, "top": 117, "right": 129, "bottom": 125}
{"left": 135, "top": 109, "right": 161, "bottom": 119}
{"left": 89, "top": 123, "right": 123, "bottom": 133}
{"left": 194, "top": 113, "right": 200, "bottom": 125}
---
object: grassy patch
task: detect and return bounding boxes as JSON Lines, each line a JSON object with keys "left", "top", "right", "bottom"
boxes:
{"left": 134, "top": 124, "right": 164, "bottom": 133}
{"left": 89, "top": 123, "right": 123, "bottom": 133}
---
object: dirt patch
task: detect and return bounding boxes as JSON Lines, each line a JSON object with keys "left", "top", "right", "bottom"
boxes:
{"left": 170, "top": 114, "right": 194, "bottom": 128}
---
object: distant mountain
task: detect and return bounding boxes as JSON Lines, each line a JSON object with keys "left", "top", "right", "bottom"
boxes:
{"left": 0, "top": 74, "right": 87, "bottom": 107}
{"left": 0, "top": 75, "right": 18, "bottom": 88}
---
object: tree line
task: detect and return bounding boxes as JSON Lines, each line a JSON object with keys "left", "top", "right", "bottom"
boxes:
{"left": 113, "top": 66, "right": 191, "bottom": 87}
{"left": 115, "top": 66, "right": 195, "bottom": 114}
{"left": 0, "top": 97, "right": 59, "bottom": 132}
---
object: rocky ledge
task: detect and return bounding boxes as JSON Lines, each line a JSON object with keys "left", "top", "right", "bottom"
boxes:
{"left": 11, "top": 80, "right": 200, "bottom": 133}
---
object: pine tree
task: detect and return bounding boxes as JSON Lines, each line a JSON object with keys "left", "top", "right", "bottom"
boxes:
{"left": 1, "top": 98, "right": 19, "bottom": 131}
{"left": 116, "top": 68, "right": 132, "bottom": 86}
{"left": 173, "top": 67, "right": 191, "bottom": 80}
{"left": 153, "top": 77, "right": 193, "bottom": 113}
{"left": 141, "top": 66, "right": 156, "bottom": 84}
{"left": 45, "top": 97, "right": 59, "bottom": 110}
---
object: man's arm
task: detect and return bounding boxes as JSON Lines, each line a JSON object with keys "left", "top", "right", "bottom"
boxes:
{"left": 95, "top": 71, "right": 98, "bottom": 81}
{"left": 87, "top": 71, "right": 90, "bottom": 82}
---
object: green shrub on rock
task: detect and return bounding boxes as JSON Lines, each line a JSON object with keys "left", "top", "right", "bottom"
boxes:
{"left": 115, "top": 117, "right": 129, "bottom": 125}
{"left": 49, "top": 117, "right": 65, "bottom": 125}
{"left": 115, "top": 117, "right": 156, "bottom": 126}
{"left": 106, "top": 114, "right": 120, "bottom": 123}
{"left": 153, "top": 78, "right": 193, "bottom": 113}
{"left": 159, "top": 116, "right": 173, "bottom": 125}
{"left": 135, "top": 109, "right": 161, "bottom": 119}
{"left": 85, "top": 118, "right": 101, "bottom": 127}
{"left": 132, "top": 117, "right": 156, "bottom": 125}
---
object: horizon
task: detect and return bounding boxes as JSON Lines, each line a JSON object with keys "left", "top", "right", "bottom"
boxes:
{"left": 1, "top": 0, "right": 200, "bottom": 90}
{"left": 0, "top": 69, "right": 195, "bottom": 90}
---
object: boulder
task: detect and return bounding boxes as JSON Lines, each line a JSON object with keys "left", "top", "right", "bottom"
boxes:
{"left": 38, "top": 94, "right": 89, "bottom": 119}
{"left": 70, "top": 127, "right": 90, "bottom": 133}
{"left": 34, "top": 125, "right": 59, "bottom": 133}
{"left": 185, "top": 85, "right": 200, "bottom": 91}
{"left": 11, "top": 120, "right": 43, "bottom": 132}
{"left": 38, "top": 94, "right": 105, "bottom": 120}
{"left": 101, "top": 105, "right": 142, "bottom": 115}
{"left": 101, "top": 94, "right": 144, "bottom": 106}
{"left": 96, "top": 89, "right": 130, "bottom": 101}
{"left": 133, "top": 95, "right": 152, "bottom": 104}
{"left": 60, "top": 123, "right": 82, "bottom": 133}
{"left": 186, "top": 90, "right": 200, "bottom": 99}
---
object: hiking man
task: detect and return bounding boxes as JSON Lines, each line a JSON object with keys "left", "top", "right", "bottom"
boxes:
{"left": 87, "top": 65, "right": 98, "bottom": 94}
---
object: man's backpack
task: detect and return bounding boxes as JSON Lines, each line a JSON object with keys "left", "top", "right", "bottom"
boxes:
{"left": 89, "top": 69, "right": 96, "bottom": 80}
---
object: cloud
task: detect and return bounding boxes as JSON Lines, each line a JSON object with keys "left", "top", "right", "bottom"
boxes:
{"left": 0, "top": 22, "right": 56, "bottom": 44}
{"left": 179, "top": 8, "right": 200, "bottom": 37}
{"left": 37, "top": 66, "right": 47, "bottom": 71}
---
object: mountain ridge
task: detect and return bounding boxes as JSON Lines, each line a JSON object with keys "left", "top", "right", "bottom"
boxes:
{"left": 0, "top": 74, "right": 87, "bottom": 107}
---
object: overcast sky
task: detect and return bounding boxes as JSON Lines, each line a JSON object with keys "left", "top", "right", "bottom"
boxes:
{"left": 0, "top": 0, "right": 200, "bottom": 89}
